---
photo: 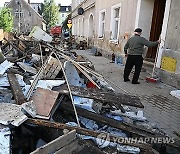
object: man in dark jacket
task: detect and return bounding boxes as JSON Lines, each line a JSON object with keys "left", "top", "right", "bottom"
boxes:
{"left": 124, "top": 28, "right": 160, "bottom": 84}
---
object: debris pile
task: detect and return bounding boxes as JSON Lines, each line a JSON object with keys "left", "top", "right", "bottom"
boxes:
{"left": 0, "top": 27, "right": 179, "bottom": 154}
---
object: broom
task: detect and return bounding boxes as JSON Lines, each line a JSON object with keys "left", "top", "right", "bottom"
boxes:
{"left": 145, "top": 38, "right": 161, "bottom": 83}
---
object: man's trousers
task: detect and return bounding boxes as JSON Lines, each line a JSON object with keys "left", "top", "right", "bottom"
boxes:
{"left": 123, "top": 55, "right": 143, "bottom": 83}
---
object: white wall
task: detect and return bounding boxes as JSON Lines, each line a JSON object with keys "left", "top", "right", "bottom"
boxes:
{"left": 136, "top": 0, "right": 154, "bottom": 39}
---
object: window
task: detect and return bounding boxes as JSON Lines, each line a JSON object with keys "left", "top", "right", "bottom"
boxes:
{"left": 62, "top": 14, "right": 64, "bottom": 17}
{"left": 78, "top": 18, "right": 81, "bottom": 36}
{"left": 15, "top": 11, "right": 24, "bottom": 18}
{"left": 98, "top": 10, "right": 105, "bottom": 38}
{"left": 111, "top": 4, "right": 121, "bottom": 41}
{"left": 66, "top": 7, "right": 69, "bottom": 12}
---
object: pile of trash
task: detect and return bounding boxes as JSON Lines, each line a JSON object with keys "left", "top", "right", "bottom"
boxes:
{"left": 0, "top": 27, "right": 179, "bottom": 154}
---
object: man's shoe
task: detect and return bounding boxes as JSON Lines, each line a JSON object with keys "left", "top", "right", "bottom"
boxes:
{"left": 132, "top": 81, "right": 140, "bottom": 84}
{"left": 124, "top": 79, "right": 130, "bottom": 82}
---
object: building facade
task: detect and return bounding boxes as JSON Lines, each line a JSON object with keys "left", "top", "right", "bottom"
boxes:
{"left": 72, "top": 0, "right": 180, "bottom": 88}
{"left": 71, "top": 0, "right": 95, "bottom": 45}
{"left": 30, "top": 3, "right": 43, "bottom": 15}
{"left": 7, "top": 0, "right": 46, "bottom": 33}
{"left": 57, "top": 5, "right": 72, "bottom": 26}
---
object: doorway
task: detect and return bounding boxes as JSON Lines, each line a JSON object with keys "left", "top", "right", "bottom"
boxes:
{"left": 146, "top": 0, "right": 166, "bottom": 59}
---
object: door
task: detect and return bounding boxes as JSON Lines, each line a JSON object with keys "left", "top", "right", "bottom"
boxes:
{"left": 146, "top": 0, "right": 166, "bottom": 59}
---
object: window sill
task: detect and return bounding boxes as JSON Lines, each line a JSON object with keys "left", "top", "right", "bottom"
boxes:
{"left": 98, "top": 37, "right": 104, "bottom": 40}
{"left": 109, "top": 39, "right": 118, "bottom": 44}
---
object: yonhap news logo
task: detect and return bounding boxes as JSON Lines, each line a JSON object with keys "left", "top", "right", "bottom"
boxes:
{"left": 96, "top": 133, "right": 175, "bottom": 146}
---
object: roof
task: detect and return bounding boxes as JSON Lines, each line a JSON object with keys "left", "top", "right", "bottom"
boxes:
{"left": 30, "top": 3, "right": 42, "bottom": 5}
{"left": 59, "top": 6, "right": 72, "bottom": 12}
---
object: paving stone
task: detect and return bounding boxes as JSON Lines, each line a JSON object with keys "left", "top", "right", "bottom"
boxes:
{"left": 75, "top": 50, "right": 180, "bottom": 138}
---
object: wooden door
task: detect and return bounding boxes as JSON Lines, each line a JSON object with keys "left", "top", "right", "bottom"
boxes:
{"left": 146, "top": 0, "right": 166, "bottom": 59}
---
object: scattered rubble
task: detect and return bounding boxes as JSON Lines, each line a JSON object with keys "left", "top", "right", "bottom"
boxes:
{"left": 0, "top": 27, "right": 179, "bottom": 154}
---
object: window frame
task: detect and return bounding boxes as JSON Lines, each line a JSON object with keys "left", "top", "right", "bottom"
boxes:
{"left": 78, "top": 18, "right": 81, "bottom": 36}
{"left": 98, "top": 9, "right": 106, "bottom": 38}
{"left": 110, "top": 3, "right": 121, "bottom": 42}
{"left": 15, "top": 11, "right": 24, "bottom": 18}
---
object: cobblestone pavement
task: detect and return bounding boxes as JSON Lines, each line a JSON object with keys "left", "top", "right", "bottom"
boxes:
{"left": 75, "top": 49, "right": 180, "bottom": 138}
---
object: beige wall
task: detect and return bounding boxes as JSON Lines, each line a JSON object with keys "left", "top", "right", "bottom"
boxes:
{"left": 136, "top": 0, "right": 154, "bottom": 39}
{"left": 94, "top": 0, "right": 138, "bottom": 54}
{"left": 72, "top": 0, "right": 138, "bottom": 52}
{"left": 72, "top": 0, "right": 95, "bottom": 43}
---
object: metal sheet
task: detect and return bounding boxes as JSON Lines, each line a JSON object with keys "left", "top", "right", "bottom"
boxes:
{"left": 0, "top": 103, "right": 28, "bottom": 126}
{"left": 0, "top": 126, "right": 11, "bottom": 154}
{"left": 32, "top": 88, "right": 59, "bottom": 117}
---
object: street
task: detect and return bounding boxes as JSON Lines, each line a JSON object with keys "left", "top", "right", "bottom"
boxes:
{"left": 76, "top": 49, "right": 180, "bottom": 138}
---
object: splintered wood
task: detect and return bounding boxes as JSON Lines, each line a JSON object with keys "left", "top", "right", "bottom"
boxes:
{"left": 53, "top": 85, "right": 144, "bottom": 108}
{"left": 18, "top": 40, "right": 26, "bottom": 51}
{"left": 32, "top": 88, "right": 59, "bottom": 118}
{"left": 7, "top": 73, "right": 26, "bottom": 105}
{"left": 31, "top": 130, "right": 77, "bottom": 154}
{"left": 43, "top": 56, "right": 61, "bottom": 79}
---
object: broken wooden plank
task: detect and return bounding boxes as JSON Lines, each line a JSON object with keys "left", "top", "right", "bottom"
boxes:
{"left": 17, "top": 62, "right": 37, "bottom": 75}
{"left": 60, "top": 102, "right": 156, "bottom": 137}
{"left": 18, "top": 40, "right": 26, "bottom": 52}
{"left": 55, "top": 140, "right": 78, "bottom": 154}
{"left": 7, "top": 73, "right": 26, "bottom": 105}
{"left": 4, "top": 38, "right": 30, "bottom": 58}
{"left": 53, "top": 84, "right": 144, "bottom": 108}
{"left": 31, "top": 130, "right": 76, "bottom": 154}
{"left": 43, "top": 56, "right": 61, "bottom": 79}
{"left": 32, "top": 88, "right": 59, "bottom": 117}
{"left": 26, "top": 118, "right": 152, "bottom": 150}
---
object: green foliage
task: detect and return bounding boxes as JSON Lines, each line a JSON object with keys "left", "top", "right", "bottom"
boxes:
{"left": 42, "top": 0, "right": 60, "bottom": 29}
{"left": 0, "top": 7, "right": 13, "bottom": 32}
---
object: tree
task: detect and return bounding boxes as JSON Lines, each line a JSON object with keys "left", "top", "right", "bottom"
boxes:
{"left": 42, "top": 0, "right": 60, "bottom": 30}
{"left": 0, "top": 7, "right": 13, "bottom": 32}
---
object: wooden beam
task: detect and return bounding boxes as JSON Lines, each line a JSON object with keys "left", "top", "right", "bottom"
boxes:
{"left": 26, "top": 119, "right": 152, "bottom": 150}
{"left": 55, "top": 140, "right": 78, "bottom": 154}
{"left": 60, "top": 102, "right": 156, "bottom": 137}
{"left": 31, "top": 130, "right": 77, "bottom": 154}
{"left": 3, "top": 38, "right": 30, "bottom": 58}
{"left": 7, "top": 73, "right": 26, "bottom": 105}
{"left": 53, "top": 84, "right": 144, "bottom": 108}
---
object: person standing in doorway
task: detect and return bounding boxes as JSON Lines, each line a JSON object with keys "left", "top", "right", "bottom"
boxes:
{"left": 123, "top": 28, "right": 160, "bottom": 84}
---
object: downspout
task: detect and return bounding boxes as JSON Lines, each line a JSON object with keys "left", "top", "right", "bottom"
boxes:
{"left": 135, "top": 0, "right": 141, "bottom": 28}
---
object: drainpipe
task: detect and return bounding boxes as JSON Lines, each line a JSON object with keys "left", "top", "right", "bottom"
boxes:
{"left": 17, "top": 1, "right": 21, "bottom": 33}
{"left": 135, "top": 0, "right": 141, "bottom": 28}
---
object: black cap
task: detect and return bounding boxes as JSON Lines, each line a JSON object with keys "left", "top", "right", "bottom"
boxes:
{"left": 134, "top": 28, "right": 142, "bottom": 33}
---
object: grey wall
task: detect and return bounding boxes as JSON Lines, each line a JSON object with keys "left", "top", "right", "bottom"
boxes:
{"left": 8, "top": 0, "right": 44, "bottom": 33}
{"left": 165, "top": 0, "right": 180, "bottom": 51}
{"left": 156, "top": 0, "right": 180, "bottom": 88}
